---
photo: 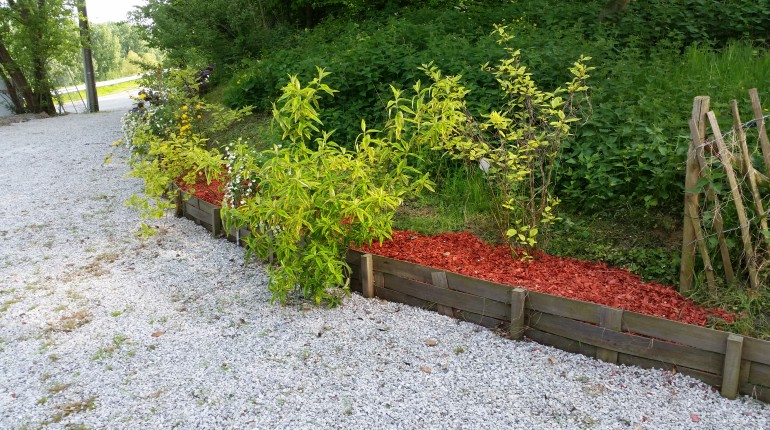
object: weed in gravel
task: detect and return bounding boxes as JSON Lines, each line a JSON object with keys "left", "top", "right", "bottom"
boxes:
{"left": 91, "top": 334, "right": 131, "bottom": 360}
{"left": 47, "top": 310, "right": 92, "bottom": 333}
{"left": 27, "top": 223, "right": 50, "bottom": 232}
{"left": 24, "top": 280, "right": 44, "bottom": 291}
{"left": 47, "top": 383, "right": 71, "bottom": 394}
{"left": 65, "top": 289, "right": 84, "bottom": 301}
{"left": 63, "top": 424, "right": 92, "bottom": 430}
{"left": 0, "top": 296, "right": 22, "bottom": 312}
{"left": 50, "top": 397, "right": 96, "bottom": 423}
{"left": 110, "top": 310, "right": 122, "bottom": 317}
{"left": 49, "top": 354, "right": 60, "bottom": 362}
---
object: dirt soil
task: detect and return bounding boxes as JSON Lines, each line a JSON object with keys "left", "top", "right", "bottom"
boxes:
{"left": 0, "top": 112, "right": 50, "bottom": 127}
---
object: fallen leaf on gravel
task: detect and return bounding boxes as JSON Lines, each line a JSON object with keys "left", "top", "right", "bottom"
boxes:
{"left": 151, "top": 330, "right": 165, "bottom": 337}
{"left": 547, "top": 357, "right": 556, "bottom": 364}
{"left": 424, "top": 338, "right": 438, "bottom": 346}
{"left": 421, "top": 366, "right": 432, "bottom": 374}
{"left": 690, "top": 412, "right": 700, "bottom": 422}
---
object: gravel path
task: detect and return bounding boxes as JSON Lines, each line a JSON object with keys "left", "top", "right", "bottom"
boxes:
{"left": 0, "top": 107, "right": 769, "bottom": 430}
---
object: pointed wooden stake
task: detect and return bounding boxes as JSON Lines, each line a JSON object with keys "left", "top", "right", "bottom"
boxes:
{"left": 732, "top": 100, "right": 770, "bottom": 249}
{"left": 681, "top": 96, "right": 710, "bottom": 293}
{"left": 749, "top": 89, "right": 770, "bottom": 178}
{"left": 708, "top": 111, "right": 760, "bottom": 291}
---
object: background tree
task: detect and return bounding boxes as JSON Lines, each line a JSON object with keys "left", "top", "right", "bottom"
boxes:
{"left": 0, "top": 0, "right": 79, "bottom": 114}
{"left": 131, "top": 0, "right": 497, "bottom": 67}
{"left": 90, "top": 23, "right": 122, "bottom": 79}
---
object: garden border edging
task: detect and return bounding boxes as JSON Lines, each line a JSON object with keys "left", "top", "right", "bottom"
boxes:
{"left": 174, "top": 187, "right": 770, "bottom": 403}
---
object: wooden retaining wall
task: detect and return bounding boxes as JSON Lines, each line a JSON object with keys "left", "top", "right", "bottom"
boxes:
{"left": 169, "top": 188, "right": 770, "bottom": 403}
{"left": 174, "top": 188, "right": 249, "bottom": 243}
{"left": 347, "top": 250, "right": 770, "bottom": 402}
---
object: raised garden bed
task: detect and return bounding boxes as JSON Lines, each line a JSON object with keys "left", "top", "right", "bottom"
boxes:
{"left": 346, "top": 250, "right": 770, "bottom": 402}
{"left": 172, "top": 179, "right": 770, "bottom": 402}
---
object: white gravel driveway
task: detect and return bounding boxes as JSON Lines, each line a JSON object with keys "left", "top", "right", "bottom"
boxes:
{"left": 0, "top": 107, "right": 768, "bottom": 429}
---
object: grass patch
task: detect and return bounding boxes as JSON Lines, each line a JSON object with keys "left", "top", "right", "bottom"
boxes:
{"left": 0, "top": 296, "right": 22, "bottom": 313}
{"left": 54, "top": 79, "right": 140, "bottom": 106}
{"left": 47, "top": 310, "right": 92, "bottom": 333}
{"left": 47, "top": 383, "right": 71, "bottom": 394}
{"left": 394, "top": 165, "right": 499, "bottom": 243}
{"left": 91, "top": 334, "right": 131, "bottom": 361}
{"left": 50, "top": 397, "right": 96, "bottom": 423}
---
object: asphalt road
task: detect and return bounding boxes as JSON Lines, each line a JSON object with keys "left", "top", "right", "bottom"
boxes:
{"left": 57, "top": 90, "right": 135, "bottom": 114}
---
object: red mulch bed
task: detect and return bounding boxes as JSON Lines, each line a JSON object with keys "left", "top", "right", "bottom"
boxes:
{"left": 179, "top": 176, "right": 732, "bottom": 327}
{"left": 177, "top": 176, "right": 226, "bottom": 206}
{"left": 358, "top": 230, "right": 733, "bottom": 326}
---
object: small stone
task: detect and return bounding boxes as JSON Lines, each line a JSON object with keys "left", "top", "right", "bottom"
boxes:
{"left": 424, "top": 338, "right": 438, "bottom": 347}
{"left": 421, "top": 366, "right": 432, "bottom": 374}
{"left": 151, "top": 330, "right": 165, "bottom": 337}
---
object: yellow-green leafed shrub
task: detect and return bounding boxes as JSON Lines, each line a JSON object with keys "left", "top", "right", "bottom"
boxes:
{"left": 120, "top": 68, "right": 251, "bottom": 237}
{"left": 222, "top": 68, "right": 434, "bottom": 305}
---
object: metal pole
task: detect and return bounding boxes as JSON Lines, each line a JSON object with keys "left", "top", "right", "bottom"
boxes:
{"left": 77, "top": 1, "right": 98, "bottom": 112}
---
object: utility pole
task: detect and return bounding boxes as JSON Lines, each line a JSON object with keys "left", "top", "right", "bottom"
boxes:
{"left": 77, "top": 1, "right": 98, "bottom": 112}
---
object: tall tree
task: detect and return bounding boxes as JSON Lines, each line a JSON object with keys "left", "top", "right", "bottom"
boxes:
{"left": 91, "top": 23, "right": 122, "bottom": 79}
{"left": 0, "top": 0, "right": 78, "bottom": 114}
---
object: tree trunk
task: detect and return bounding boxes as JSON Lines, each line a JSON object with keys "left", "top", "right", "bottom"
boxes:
{"left": 304, "top": 4, "right": 314, "bottom": 28}
{"left": 0, "top": 68, "right": 24, "bottom": 114}
{"left": 32, "top": 56, "right": 55, "bottom": 115}
{"left": 0, "top": 37, "right": 37, "bottom": 113}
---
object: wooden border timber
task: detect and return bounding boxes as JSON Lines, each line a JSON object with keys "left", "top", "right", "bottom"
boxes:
{"left": 163, "top": 190, "right": 770, "bottom": 403}
{"left": 174, "top": 186, "right": 222, "bottom": 238}
{"left": 346, "top": 249, "right": 770, "bottom": 402}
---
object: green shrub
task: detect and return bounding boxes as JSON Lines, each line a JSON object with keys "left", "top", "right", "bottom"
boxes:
{"left": 222, "top": 68, "right": 433, "bottom": 305}
{"left": 119, "top": 69, "right": 251, "bottom": 236}
{"left": 559, "top": 42, "right": 770, "bottom": 213}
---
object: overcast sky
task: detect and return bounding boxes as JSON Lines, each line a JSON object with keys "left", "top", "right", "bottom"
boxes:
{"left": 86, "top": 0, "right": 147, "bottom": 23}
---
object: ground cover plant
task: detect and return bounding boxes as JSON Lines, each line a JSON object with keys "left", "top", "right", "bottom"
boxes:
{"left": 121, "top": 0, "right": 770, "bottom": 337}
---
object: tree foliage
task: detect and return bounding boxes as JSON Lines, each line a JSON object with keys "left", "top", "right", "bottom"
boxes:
{"left": 131, "top": 0, "right": 507, "bottom": 67}
{"left": 91, "top": 23, "right": 122, "bottom": 80}
{"left": 0, "top": 0, "right": 79, "bottom": 113}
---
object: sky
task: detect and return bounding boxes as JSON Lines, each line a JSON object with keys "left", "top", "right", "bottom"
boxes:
{"left": 86, "top": 0, "right": 148, "bottom": 23}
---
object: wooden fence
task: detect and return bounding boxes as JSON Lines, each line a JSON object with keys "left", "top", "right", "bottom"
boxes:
{"left": 173, "top": 186, "right": 770, "bottom": 403}
{"left": 680, "top": 89, "right": 770, "bottom": 293}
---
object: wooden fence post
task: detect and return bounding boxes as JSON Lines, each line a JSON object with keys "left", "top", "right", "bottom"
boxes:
{"left": 748, "top": 89, "right": 770, "bottom": 178}
{"left": 361, "top": 253, "right": 374, "bottom": 299}
{"left": 212, "top": 210, "right": 221, "bottom": 238}
{"left": 509, "top": 288, "right": 526, "bottom": 340}
{"left": 683, "top": 119, "right": 717, "bottom": 293}
{"left": 174, "top": 188, "right": 184, "bottom": 218}
{"left": 596, "top": 307, "right": 623, "bottom": 364}
{"left": 732, "top": 100, "right": 770, "bottom": 247}
{"left": 431, "top": 272, "right": 455, "bottom": 317}
{"left": 681, "top": 96, "right": 710, "bottom": 293}
{"left": 721, "top": 334, "right": 744, "bottom": 399}
{"left": 708, "top": 111, "right": 760, "bottom": 291}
